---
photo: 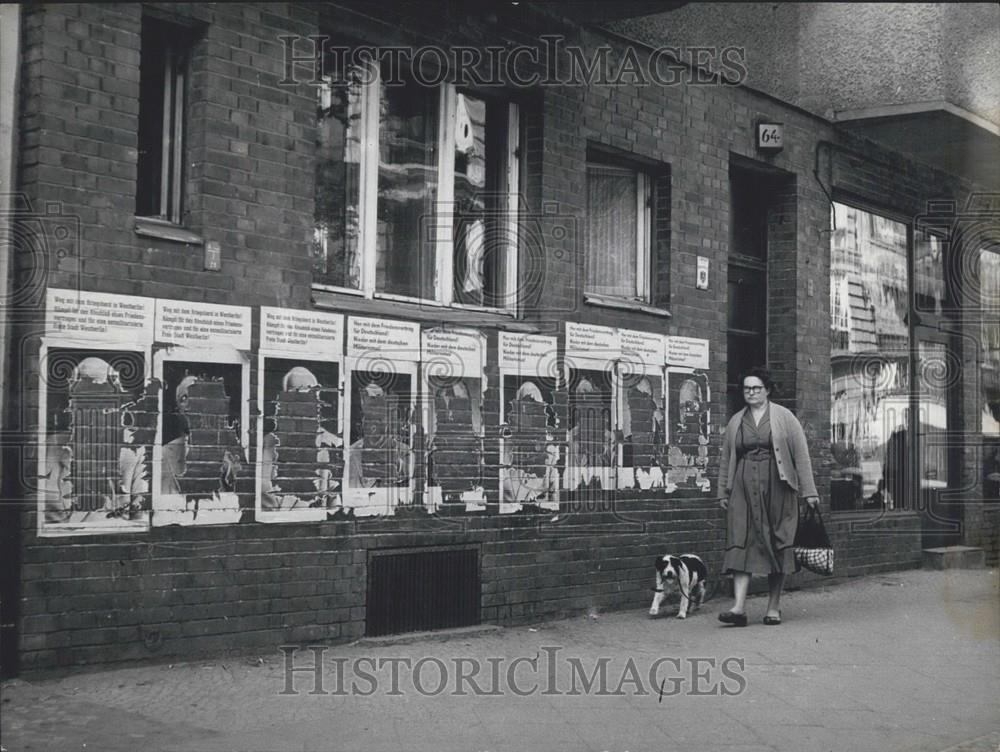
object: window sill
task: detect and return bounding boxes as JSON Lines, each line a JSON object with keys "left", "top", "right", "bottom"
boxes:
{"left": 134, "top": 217, "right": 204, "bottom": 245}
{"left": 584, "top": 293, "right": 671, "bottom": 317}
{"left": 313, "top": 288, "right": 540, "bottom": 332}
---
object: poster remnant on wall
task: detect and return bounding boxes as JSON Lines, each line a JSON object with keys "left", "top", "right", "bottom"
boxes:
{"left": 564, "top": 323, "right": 619, "bottom": 492}
{"left": 152, "top": 300, "right": 251, "bottom": 526}
{"left": 344, "top": 317, "right": 419, "bottom": 515}
{"left": 422, "top": 328, "right": 487, "bottom": 511}
{"left": 498, "top": 333, "right": 559, "bottom": 513}
{"left": 257, "top": 308, "right": 344, "bottom": 522}
{"left": 665, "top": 367, "right": 711, "bottom": 493}
{"left": 38, "top": 290, "right": 157, "bottom": 536}
{"left": 618, "top": 328, "right": 667, "bottom": 490}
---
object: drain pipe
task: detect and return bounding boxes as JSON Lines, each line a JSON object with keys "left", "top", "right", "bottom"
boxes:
{"left": 0, "top": 2, "right": 21, "bottom": 679}
{"left": 0, "top": 3, "right": 20, "bottom": 465}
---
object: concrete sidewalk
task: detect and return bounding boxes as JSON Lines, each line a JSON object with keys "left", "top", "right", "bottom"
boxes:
{"left": 2, "top": 568, "right": 998, "bottom": 752}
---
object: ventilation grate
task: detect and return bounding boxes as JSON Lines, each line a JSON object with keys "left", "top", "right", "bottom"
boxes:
{"left": 366, "top": 547, "right": 480, "bottom": 637}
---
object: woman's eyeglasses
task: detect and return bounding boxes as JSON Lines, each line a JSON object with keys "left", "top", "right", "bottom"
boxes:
{"left": 743, "top": 386, "right": 765, "bottom": 393}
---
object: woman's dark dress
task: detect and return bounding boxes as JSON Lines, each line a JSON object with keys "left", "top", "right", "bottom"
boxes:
{"left": 722, "top": 406, "right": 798, "bottom": 575}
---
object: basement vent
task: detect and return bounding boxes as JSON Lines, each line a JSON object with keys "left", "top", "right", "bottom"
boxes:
{"left": 366, "top": 547, "right": 480, "bottom": 637}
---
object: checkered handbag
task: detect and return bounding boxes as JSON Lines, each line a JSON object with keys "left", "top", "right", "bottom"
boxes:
{"left": 795, "top": 546, "right": 834, "bottom": 576}
{"left": 793, "top": 506, "right": 834, "bottom": 576}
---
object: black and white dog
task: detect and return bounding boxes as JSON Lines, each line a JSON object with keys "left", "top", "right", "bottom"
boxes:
{"left": 649, "top": 554, "right": 708, "bottom": 619}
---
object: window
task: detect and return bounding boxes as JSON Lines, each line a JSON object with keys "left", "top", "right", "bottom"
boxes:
{"left": 585, "top": 157, "right": 652, "bottom": 301}
{"left": 136, "top": 18, "right": 192, "bottom": 224}
{"left": 829, "top": 203, "right": 911, "bottom": 512}
{"left": 980, "top": 249, "right": 1000, "bottom": 503}
{"left": 313, "top": 50, "right": 521, "bottom": 310}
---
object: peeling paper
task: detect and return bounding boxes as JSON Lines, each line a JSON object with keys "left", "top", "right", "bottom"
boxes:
{"left": 153, "top": 349, "right": 251, "bottom": 527}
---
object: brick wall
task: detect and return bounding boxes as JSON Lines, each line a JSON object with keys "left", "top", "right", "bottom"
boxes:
{"left": 8, "top": 2, "right": 991, "bottom": 673}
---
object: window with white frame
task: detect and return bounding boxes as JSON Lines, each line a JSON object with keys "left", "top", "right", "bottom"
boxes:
{"left": 585, "top": 154, "right": 654, "bottom": 302}
{"left": 313, "top": 51, "right": 521, "bottom": 310}
{"left": 136, "top": 17, "right": 192, "bottom": 224}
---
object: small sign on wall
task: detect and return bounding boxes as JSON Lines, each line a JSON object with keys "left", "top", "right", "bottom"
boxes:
{"left": 696, "top": 256, "right": 709, "bottom": 289}
{"left": 756, "top": 122, "right": 783, "bottom": 152}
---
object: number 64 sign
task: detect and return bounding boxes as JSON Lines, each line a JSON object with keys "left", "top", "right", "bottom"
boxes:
{"left": 756, "top": 122, "right": 784, "bottom": 151}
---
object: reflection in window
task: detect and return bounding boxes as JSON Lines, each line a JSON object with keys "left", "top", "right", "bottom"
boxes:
{"left": 452, "top": 93, "right": 510, "bottom": 308}
{"left": 376, "top": 71, "right": 439, "bottom": 299}
{"left": 916, "top": 341, "right": 948, "bottom": 493}
{"left": 829, "top": 203, "right": 910, "bottom": 511}
{"left": 981, "top": 250, "right": 1000, "bottom": 501}
{"left": 314, "top": 61, "right": 364, "bottom": 290}
{"left": 914, "top": 231, "right": 946, "bottom": 314}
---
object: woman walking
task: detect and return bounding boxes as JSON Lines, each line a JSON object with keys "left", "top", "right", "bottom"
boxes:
{"left": 718, "top": 367, "right": 820, "bottom": 626}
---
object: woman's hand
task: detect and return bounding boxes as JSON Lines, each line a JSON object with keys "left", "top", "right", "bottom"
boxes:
{"left": 805, "top": 495, "right": 820, "bottom": 510}
{"left": 719, "top": 497, "right": 729, "bottom": 511}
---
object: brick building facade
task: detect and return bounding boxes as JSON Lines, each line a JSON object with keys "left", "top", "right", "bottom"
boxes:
{"left": 1, "top": 2, "right": 997, "bottom": 673}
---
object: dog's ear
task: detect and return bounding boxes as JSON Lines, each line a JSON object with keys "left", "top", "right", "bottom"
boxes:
{"left": 654, "top": 556, "right": 668, "bottom": 574}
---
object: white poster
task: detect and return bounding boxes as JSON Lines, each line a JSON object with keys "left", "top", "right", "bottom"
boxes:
{"left": 46, "top": 288, "right": 154, "bottom": 344}
{"left": 155, "top": 300, "right": 252, "bottom": 350}
{"left": 422, "top": 327, "right": 484, "bottom": 379}
{"left": 499, "top": 332, "right": 559, "bottom": 377}
{"left": 347, "top": 316, "right": 421, "bottom": 361}
{"left": 565, "top": 321, "right": 620, "bottom": 366}
{"left": 665, "top": 335, "right": 710, "bottom": 369}
{"left": 618, "top": 328, "right": 666, "bottom": 370}
{"left": 260, "top": 306, "right": 343, "bottom": 355}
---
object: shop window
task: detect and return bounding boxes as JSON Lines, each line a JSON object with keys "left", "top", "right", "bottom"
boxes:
{"left": 313, "top": 50, "right": 520, "bottom": 311}
{"left": 136, "top": 17, "right": 192, "bottom": 224}
{"left": 980, "top": 249, "right": 1000, "bottom": 502}
{"left": 829, "top": 203, "right": 911, "bottom": 512}
{"left": 585, "top": 154, "right": 656, "bottom": 302}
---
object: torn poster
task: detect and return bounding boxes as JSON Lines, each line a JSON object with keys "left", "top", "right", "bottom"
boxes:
{"left": 152, "top": 299, "right": 251, "bottom": 525}
{"left": 618, "top": 328, "right": 667, "bottom": 490}
{"left": 665, "top": 368, "right": 711, "bottom": 493}
{"left": 498, "top": 333, "right": 559, "bottom": 512}
{"left": 564, "top": 322, "right": 620, "bottom": 491}
{"left": 257, "top": 308, "right": 344, "bottom": 522}
{"left": 38, "top": 289, "right": 156, "bottom": 536}
{"left": 344, "top": 316, "right": 419, "bottom": 516}
{"left": 422, "top": 327, "right": 487, "bottom": 511}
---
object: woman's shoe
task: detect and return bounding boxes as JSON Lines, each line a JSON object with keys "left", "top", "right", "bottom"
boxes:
{"left": 763, "top": 611, "right": 782, "bottom": 626}
{"left": 718, "top": 611, "right": 748, "bottom": 627}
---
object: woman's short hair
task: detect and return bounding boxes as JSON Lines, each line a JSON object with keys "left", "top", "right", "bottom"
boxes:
{"left": 739, "top": 366, "right": 777, "bottom": 396}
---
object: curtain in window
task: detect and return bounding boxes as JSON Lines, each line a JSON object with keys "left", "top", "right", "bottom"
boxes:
{"left": 586, "top": 164, "right": 637, "bottom": 299}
